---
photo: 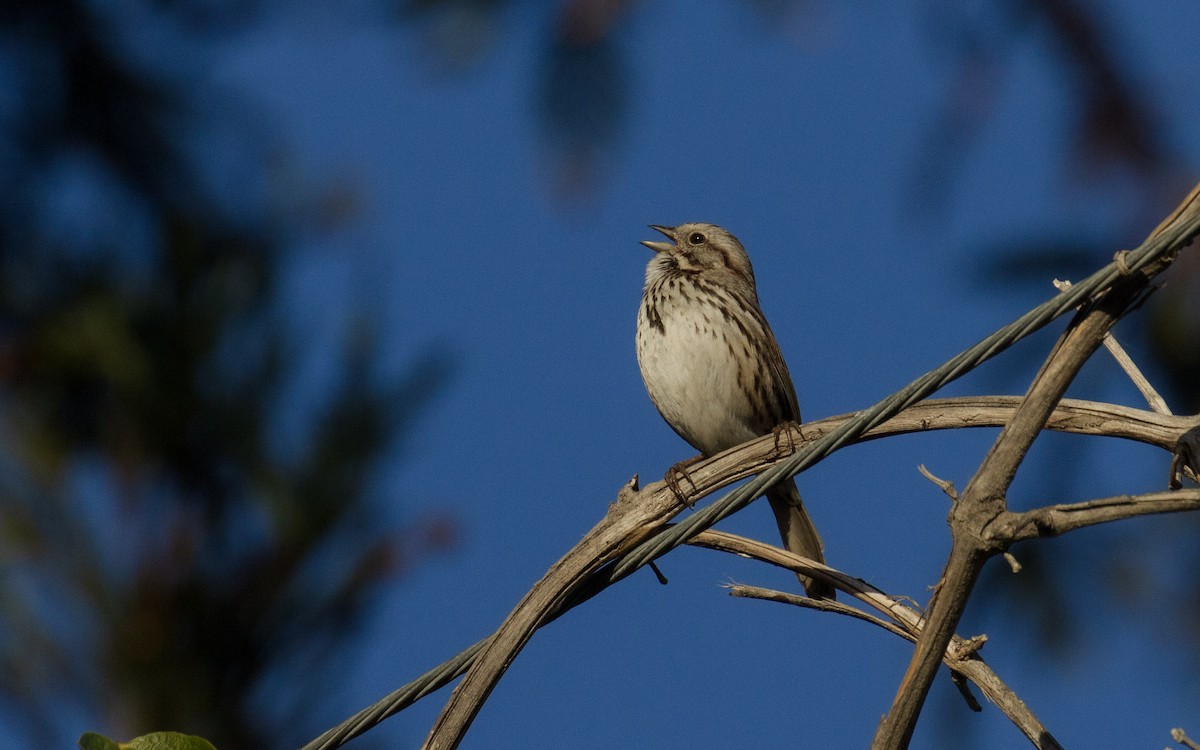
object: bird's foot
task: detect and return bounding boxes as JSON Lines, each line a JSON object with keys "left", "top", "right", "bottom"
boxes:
{"left": 771, "top": 421, "right": 802, "bottom": 458}
{"left": 665, "top": 456, "right": 703, "bottom": 508}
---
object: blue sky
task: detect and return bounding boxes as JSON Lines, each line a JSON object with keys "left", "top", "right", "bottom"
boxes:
{"left": 189, "top": 2, "right": 1200, "bottom": 747}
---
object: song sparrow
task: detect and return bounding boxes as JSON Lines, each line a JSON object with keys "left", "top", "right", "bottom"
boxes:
{"left": 636, "top": 223, "right": 832, "bottom": 599}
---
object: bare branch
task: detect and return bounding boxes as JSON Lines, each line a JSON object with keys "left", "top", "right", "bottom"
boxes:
{"left": 877, "top": 300, "right": 1155, "bottom": 748}
{"left": 697, "top": 397, "right": 1192, "bottom": 508}
{"left": 693, "top": 531, "right": 1063, "bottom": 749}
{"left": 418, "top": 474, "right": 684, "bottom": 750}
{"left": 321, "top": 183, "right": 1200, "bottom": 748}
{"left": 728, "top": 584, "right": 910, "bottom": 638}
{"left": 687, "top": 530, "right": 923, "bottom": 630}
{"left": 994, "top": 489, "right": 1200, "bottom": 542}
{"left": 304, "top": 396, "right": 1196, "bottom": 750}
{"left": 806, "top": 396, "right": 1188, "bottom": 452}
{"left": 873, "top": 183, "right": 1200, "bottom": 750}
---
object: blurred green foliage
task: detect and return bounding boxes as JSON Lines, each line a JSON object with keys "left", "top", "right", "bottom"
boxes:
{"left": 0, "top": 1, "right": 454, "bottom": 747}
{"left": 79, "top": 730, "right": 218, "bottom": 750}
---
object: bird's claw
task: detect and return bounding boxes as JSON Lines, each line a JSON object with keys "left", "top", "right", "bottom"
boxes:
{"left": 665, "top": 456, "right": 703, "bottom": 508}
{"left": 771, "top": 421, "right": 801, "bottom": 458}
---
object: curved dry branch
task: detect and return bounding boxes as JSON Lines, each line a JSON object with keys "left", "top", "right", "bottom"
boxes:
{"left": 688, "top": 530, "right": 1063, "bottom": 750}
{"left": 307, "top": 397, "right": 1195, "bottom": 750}
{"left": 418, "top": 476, "right": 679, "bottom": 750}
{"left": 423, "top": 396, "right": 1194, "bottom": 750}
{"left": 703, "top": 397, "right": 1193, "bottom": 499}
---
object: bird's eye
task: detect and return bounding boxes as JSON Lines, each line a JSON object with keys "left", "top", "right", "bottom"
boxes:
{"left": 687, "top": 232, "right": 706, "bottom": 245}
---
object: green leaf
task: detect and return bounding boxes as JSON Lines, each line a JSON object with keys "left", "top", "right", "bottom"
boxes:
{"left": 78, "top": 733, "right": 121, "bottom": 750}
{"left": 78, "top": 731, "right": 218, "bottom": 750}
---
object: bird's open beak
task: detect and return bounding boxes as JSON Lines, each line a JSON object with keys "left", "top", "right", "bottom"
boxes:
{"left": 640, "top": 224, "right": 676, "bottom": 253}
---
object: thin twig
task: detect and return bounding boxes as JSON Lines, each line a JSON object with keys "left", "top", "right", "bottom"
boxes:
{"left": 1102, "top": 333, "right": 1172, "bottom": 414}
{"left": 918, "top": 464, "right": 958, "bottom": 500}
{"left": 728, "top": 584, "right": 910, "bottom": 637}
{"left": 692, "top": 531, "right": 1063, "bottom": 750}
{"left": 1053, "top": 278, "right": 1172, "bottom": 415}
{"left": 1002, "top": 553, "right": 1022, "bottom": 573}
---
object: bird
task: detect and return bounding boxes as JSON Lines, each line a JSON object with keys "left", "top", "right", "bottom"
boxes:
{"left": 635, "top": 222, "right": 832, "bottom": 599}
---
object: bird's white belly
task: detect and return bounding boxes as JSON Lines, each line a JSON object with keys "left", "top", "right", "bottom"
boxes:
{"left": 636, "top": 310, "right": 759, "bottom": 455}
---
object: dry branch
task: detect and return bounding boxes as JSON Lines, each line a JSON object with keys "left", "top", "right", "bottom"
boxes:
{"left": 997, "top": 489, "right": 1200, "bottom": 540}
{"left": 872, "top": 182, "right": 1200, "bottom": 750}
{"left": 877, "top": 278, "right": 1125, "bottom": 748}
{"left": 688, "top": 530, "right": 1063, "bottom": 749}
{"left": 306, "top": 398, "right": 1197, "bottom": 750}
{"left": 418, "top": 475, "right": 679, "bottom": 750}
{"left": 421, "top": 397, "right": 1196, "bottom": 750}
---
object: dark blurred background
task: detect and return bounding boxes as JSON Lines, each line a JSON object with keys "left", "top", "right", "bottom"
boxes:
{"left": 0, "top": 1, "right": 1197, "bottom": 748}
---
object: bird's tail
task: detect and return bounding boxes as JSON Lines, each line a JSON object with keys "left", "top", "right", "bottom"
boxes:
{"left": 767, "top": 480, "right": 834, "bottom": 599}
